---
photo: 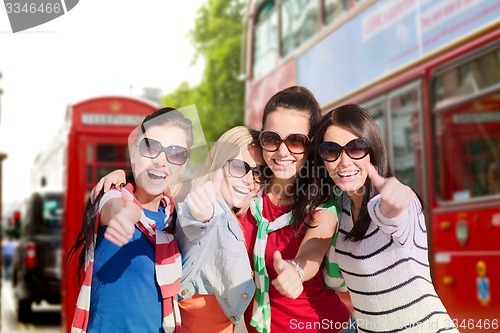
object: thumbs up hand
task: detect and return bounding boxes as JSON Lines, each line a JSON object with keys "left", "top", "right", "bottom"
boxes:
{"left": 187, "top": 169, "right": 224, "bottom": 222}
{"left": 368, "top": 164, "right": 416, "bottom": 218}
{"left": 104, "top": 190, "right": 142, "bottom": 246}
{"left": 271, "top": 251, "right": 304, "bottom": 299}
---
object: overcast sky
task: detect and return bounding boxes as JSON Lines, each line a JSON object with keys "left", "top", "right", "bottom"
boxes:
{"left": 0, "top": 0, "right": 205, "bottom": 207}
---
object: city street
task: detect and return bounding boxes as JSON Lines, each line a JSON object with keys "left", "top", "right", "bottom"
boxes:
{"left": 1, "top": 279, "right": 61, "bottom": 333}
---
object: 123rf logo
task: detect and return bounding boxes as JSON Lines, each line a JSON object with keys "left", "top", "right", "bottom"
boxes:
{"left": 3, "top": 0, "right": 79, "bottom": 32}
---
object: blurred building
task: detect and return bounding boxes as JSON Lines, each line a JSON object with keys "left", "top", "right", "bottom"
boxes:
{"left": 30, "top": 127, "right": 66, "bottom": 193}
{"left": 140, "top": 87, "right": 163, "bottom": 106}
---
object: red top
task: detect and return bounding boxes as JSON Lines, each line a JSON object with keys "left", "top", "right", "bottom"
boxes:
{"left": 240, "top": 192, "right": 351, "bottom": 332}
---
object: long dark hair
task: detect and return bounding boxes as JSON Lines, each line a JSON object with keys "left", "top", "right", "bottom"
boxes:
{"left": 294, "top": 104, "right": 393, "bottom": 241}
{"left": 66, "top": 192, "right": 100, "bottom": 284}
{"left": 66, "top": 107, "right": 193, "bottom": 284}
{"left": 262, "top": 86, "right": 322, "bottom": 232}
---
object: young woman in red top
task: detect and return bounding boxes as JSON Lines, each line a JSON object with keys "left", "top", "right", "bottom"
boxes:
{"left": 240, "top": 86, "right": 355, "bottom": 333}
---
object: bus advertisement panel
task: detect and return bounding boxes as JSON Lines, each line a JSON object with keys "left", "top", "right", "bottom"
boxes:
{"left": 296, "top": 0, "right": 500, "bottom": 106}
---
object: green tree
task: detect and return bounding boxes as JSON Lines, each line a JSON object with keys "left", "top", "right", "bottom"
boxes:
{"left": 162, "top": 0, "right": 246, "bottom": 144}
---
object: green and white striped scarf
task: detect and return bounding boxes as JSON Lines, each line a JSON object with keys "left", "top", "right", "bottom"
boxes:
{"left": 320, "top": 198, "right": 347, "bottom": 292}
{"left": 249, "top": 193, "right": 293, "bottom": 333}
{"left": 249, "top": 194, "right": 346, "bottom": 333}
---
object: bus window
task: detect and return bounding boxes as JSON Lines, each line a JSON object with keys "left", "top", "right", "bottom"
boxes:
{"left": 433, "top": 93, "right": 500, "bottom": 201}
{"left": 434, "top": 48, "right": 500, "bottom": 109}
{"left": 466, "top": 138, "right": 500, "bottom": 197}
{"left": 281, "top": 0, "right": 319, "bottom": 57}
{"left": 362, "top": 98, "right": 386, "bottom": 143}
{"left": 362, "top": 83, "right": 423, "bottom": 195}
{"left": 433, "top": 45, "right": 500, "bottom": 202}
{"left": 487, "top": 161, "right": 500, "bottom": 194}
{"left": 388, "top": 84, "right": 421, "bottom": 192}
{"left": 253, "top": 0, "right": 279, "bottom": 80}
{"left": 323, "top": 0, "right": 363, "bottom": 25}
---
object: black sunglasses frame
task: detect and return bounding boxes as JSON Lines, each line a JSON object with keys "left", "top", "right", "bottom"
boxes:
{"left": 138, "top": 138, "right": 189, "bottom": 165}
{"left": 319, "top": 138, "right": 371, "bottom": 162}
{"left": 227, "top": 159, "right": 266, "bottom": 184}
{"left": 259, "top": 130, "right": 310, "bottom": 154}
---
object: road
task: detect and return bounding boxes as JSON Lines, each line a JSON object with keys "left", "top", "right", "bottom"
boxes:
{"left": 1, "top": 279, "right": 61, "bottom": 333}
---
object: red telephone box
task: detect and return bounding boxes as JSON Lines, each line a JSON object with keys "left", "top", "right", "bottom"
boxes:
{"left": 61, "top": 96, "right": 157, "bottom": 333}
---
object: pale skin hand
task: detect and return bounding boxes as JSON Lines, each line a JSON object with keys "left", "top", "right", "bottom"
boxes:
{"left": 272, "top": 210, "right": 336, "bottom": 299}
{"left": 90, "top": 169, "right": 127, "bottom": 204}
{"left": 367, "top": 163, "right": 417, "bottom": 218}
{"left": 272, "top": 251, "right": 304, "bottom": 299}
{"left": 101, "top": 189, "right": 142, "bottom": 246}
{"left": 187, "top": 169, "right": 224, "bottom": 222}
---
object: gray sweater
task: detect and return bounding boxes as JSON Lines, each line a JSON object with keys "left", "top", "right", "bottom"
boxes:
{"left": 334, "top": 194, "right": 459, "bottom": 332}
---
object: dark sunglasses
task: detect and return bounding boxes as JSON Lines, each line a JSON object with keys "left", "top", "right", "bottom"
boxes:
{"left": 319, "top": 138, "right": 370, "bottom": 162}
{"left": 259, "top": 130, "right": 310, "bottom": 154}
{"left": 138, "top": 138, "right": 189, "bottom": 165}
{"left": 227, "top": 159, "right": 266, "bottom": 184}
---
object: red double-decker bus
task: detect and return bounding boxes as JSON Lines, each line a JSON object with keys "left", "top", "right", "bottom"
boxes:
{"left": 242, "top": 0, "right": 500, "bottom": 329}
{"left": 60, "top": 96, "right": 157, "bottom": 332}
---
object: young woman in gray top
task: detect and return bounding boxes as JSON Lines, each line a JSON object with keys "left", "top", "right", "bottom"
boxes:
{"left": 176, "top": 125, "right": 266, "bottom": 333}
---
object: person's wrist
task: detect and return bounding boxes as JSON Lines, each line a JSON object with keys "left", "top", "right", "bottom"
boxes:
{"left": 286, "top": 259, "right": 304, "bottom": 282}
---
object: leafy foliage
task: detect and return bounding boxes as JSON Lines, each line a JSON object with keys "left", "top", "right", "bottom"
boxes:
{"left": 161, "top": 0, "right": 247, "bottom": 144}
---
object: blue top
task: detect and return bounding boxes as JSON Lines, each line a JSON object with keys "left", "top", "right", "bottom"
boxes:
{"left": 2, "top": 241, "right": 16, "bottom": 256}
{"left": 88, "top": 207, "right": 166, "bottom": 333}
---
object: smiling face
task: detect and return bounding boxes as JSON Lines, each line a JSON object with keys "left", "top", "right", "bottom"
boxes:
{"left": 220, "top": 145, "right": 264, "bottom": 208}
{"left": 261, "top": 108, "right": 310, "bottom": 182}
{"left": 131, "top": 125, "right": 188, "bottom": 199}
{"left": 322, "top": 125, "right": 371, "bottom": 201}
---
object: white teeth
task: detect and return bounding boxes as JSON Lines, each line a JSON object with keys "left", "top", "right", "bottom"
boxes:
{"left": 274, "top": 160, "right": 293, "bottom": 166}
{"left": 148, "top": 170, "right": 166, "bottom": 178}
{"left": 233, "top": 186, "right": 250, "bottom": 195}
{"left": 338, "top": 171, "right": 359, "bottom": 178}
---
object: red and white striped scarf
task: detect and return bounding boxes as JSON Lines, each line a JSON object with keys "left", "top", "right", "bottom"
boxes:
{"left": 71, "top": 184, "right": 182, "bottom": 333}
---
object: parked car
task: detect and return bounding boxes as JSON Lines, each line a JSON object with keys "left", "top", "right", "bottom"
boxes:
{"left": 12, "top": 191, "right": 63, "bottom": 322}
